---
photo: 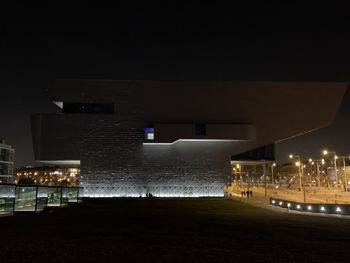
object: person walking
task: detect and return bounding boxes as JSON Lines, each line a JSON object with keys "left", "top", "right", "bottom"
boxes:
{"left": 250, "top": 190, "right": 253, "bottom": 198}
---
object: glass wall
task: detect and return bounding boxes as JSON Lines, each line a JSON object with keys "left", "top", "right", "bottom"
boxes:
{"left": 47, "top": 187, "right": 62, "bottom": 207}
{"left": 78, "top": 187, "right": 84, "bottom": 201}
{"left": 0, "top": 184, "right": 15, "bottom": 214}
{"left": 61, "top": 187, "right": 68, "bottom": 207}
{"left": 15, "top": 186, "right": 37, "bottom": 212}
{"left": 68, "top": 187, "right": 78, "bottom": 202}
{"left": 36, "top": 186, "right": 48, "bottom": 211}
{"left": 1, "top": 185, "right": 82, "bottom": 213}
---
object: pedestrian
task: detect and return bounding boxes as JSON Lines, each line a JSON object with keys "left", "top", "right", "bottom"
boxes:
{"left": 241, "top": 191, "right": 243, "bottom": 197}
{"left": 250, "top": 190, "right": 253, "bottom": 198}
{"left": 243, "top": 191, "right": 246, "bottom": 197}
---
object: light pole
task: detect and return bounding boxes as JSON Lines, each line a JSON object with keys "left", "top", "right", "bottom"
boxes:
{"left": 289, "top": 154, "right": 302, "bottom": 191}
{"left": 290, "top": 154, "right": 306, "bottom": 202}
{"left": 323, "top": 150, "right": 338, "bottom": 187}
{"left": 263, "top": 162, "right": 267, "bottom": 197}
{"left": 271, "top": 163, "right": 276, "bottom": 185}
{"left": 336, "top": 156, "right": 349, "bottom": 192}
{"left": 308, "top": 158, "right": 325, "bottom": 187}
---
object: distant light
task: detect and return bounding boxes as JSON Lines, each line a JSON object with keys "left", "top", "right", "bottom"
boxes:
{"left": 272, "top": 200, "right": 275, "bottom": 204}
{"left": 323, "top": 150, "right": 328, "bottom": 155}
{"left": 295, "top": 162, "right": 300, "bottom": 166}
{"left": 320, "top": 206, "right": 325, "bottom": 211}
{"left": 336, "top": 207, "right": 342, "bottom": 212}
{"left": 307, "top": 205, "right": 312, "bottom": 210}
{"left": 289, "top": 154, "right": 293, "bottom": 159}
{"left": 287, "top": 203, "right": 291, "bottom": 207}
{"left": 309, "top": 158, "right": 312, "bottom": 163}
{"left": 279, "top": 201, "right": 283, "bottom": 206}
{"left": 296, "top": 204, "right": 301, "bottom": 209}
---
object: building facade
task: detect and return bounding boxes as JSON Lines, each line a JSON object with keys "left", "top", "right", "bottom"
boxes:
{"left": 31, "top": 81, "right": 347, "bottom": 197}
{"left": 0, "top": 140, "right": 15, "bottom": 184}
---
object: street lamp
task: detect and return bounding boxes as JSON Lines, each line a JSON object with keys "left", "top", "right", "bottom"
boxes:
{"left": 335, "top": 155, "right": 349, "bottom": 192}
{"left": 271, "top": 163, "right": 276, "bottom": 184}
{"left": 289, "top": 154, "right": 302, "bottom": 191}
{"left": 309, "top": 158, "right": 325, "bottom": 187}
{"left": 323, "top": 149, "right": 338, "bottom": 186}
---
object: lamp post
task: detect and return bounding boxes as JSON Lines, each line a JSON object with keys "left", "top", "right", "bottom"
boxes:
{"left": 289, "top": 154, "right": 302, "bottom": 191}
{"left": 290, "top": 154, "right": 306, "bottom": 202}
{"left": 263, "top": 162, "right": 267, "bottom": 197}
{"left": 308, "top": 158, "right": 325, "bottom": 187}
{"left": 323, "top": 150, "right": 338, "bottom": 187}
{"left": 336, "top": 156, "right": 349, "bottom": 192}
{"left": 271, "top": 163, "right": 276, "bottom": 185}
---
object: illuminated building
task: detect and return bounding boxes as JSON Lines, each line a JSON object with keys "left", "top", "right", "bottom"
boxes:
{"left": 14, "top": 166, "right": 80, "bottom": 187}
{"left": 30, "top": 80, "right": 346, "bottom": 197}
{"left": 0, "top": 140, "right": 15, "bottom": 184}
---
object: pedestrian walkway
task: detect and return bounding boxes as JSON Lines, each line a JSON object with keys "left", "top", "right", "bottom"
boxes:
{"left": 229, "top": 189, "right": 350, "bottom": 219}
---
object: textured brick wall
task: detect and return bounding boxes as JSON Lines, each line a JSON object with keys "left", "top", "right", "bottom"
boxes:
{"left": 81, "top": 118, "right": 230, "bottom": 197}
{"left": 78, "top": 87, "right": 232, "bottom": 197}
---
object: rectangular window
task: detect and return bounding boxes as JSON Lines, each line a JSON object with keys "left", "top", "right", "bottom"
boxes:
{"left": 62, "top": 102, "right": 114, "bottom": 114}
{"left": 144, "top": 127, "right": 154, "bottom": 140}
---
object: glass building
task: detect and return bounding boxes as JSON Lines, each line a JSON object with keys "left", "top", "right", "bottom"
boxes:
{"left": 0, "top": 140, "right": 15, "bottom": 184}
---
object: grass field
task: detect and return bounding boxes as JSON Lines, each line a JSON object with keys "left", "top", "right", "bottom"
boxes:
{"left": 1, "top": 198, "right": 350, "bottom": 262}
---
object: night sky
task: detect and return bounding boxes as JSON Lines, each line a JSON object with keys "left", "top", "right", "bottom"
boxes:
{"left": 1, "top": 4, "right": 350, "bottom": 167}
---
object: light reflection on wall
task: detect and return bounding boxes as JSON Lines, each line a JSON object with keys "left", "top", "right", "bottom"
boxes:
{"left": 82, "top": 184, "right": 224, "bottom": 198}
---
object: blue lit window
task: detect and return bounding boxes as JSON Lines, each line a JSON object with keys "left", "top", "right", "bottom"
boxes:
{"left": 144, "top": 128, "right": 154, "bottom": 140}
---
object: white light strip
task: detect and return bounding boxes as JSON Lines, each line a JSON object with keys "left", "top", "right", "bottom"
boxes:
{"left": 0, "top": 161, "right": 14, "bottom": 164}
{"left": 83, "top": 193, "right": 225, "bottom": 198}
{"left": 0, "top": 144, "right": 14, "bottom": 150}
{"left": 143, "top": 139, "right": 241, "bottom": 146}
{"left": 38, "top": 160, "right": 81, "bottom": 165}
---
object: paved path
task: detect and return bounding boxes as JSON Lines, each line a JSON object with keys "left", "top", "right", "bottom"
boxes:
{"left": 229, "top": 190, "right": 350, "bottom": 219}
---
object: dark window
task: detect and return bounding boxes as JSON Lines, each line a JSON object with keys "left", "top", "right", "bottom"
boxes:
{"left": 195, "top": 123, "right": 206, "bottom": 136}
{"left": 63, "top": 102, "right": 114, "bottom": 114}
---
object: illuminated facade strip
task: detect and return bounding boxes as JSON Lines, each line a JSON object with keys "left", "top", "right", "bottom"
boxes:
{"left": 143, "top": 139, "right": 242, "bottom": 146}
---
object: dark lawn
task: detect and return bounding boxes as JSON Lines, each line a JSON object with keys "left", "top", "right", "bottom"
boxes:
{"left": 0, "top": 198, "right": 350, "bottom": 263}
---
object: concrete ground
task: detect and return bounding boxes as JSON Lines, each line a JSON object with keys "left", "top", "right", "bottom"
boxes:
{"left": 1, "top": 198, "right": 350, "bottom": 262}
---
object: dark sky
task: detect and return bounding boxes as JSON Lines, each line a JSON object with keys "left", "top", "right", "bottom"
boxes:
{"left": 1, "top": 3, "right": 350, "bottom": 167}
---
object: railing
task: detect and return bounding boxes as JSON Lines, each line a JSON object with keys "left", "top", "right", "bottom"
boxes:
{"left": 0, "top": 184, "right": 83, "bottom": 214}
